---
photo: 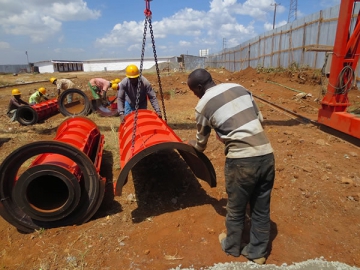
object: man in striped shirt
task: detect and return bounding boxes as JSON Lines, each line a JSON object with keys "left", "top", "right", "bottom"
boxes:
{"left": 187, "top": 69, "right": 275, "bottom": 265}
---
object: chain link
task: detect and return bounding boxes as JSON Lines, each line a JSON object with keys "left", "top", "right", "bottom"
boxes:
{"left": 149, "top": 19, "right": 167, "bottom": 121}
{"left": 130, "top": 6, "right": 167, "bottom": 155}
{"left": 130, "top": 18, "right": 148, "bottom": 156}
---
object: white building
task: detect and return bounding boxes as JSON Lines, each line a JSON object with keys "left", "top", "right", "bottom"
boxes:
{"left": 34, "top": 57, "right": 176, "bottom": 74}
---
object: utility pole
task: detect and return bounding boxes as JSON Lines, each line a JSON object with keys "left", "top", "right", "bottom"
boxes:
{"left": 288, "top": 0, "right": 298, "bottom": 23}
{"left": 25, "top": 51, "right": 30, "bottom": 72}
{"left": 271, "top": 2, "right": 281, "bottom": 29}
{"left": 25, "top": 51, "right": 29, "bottom": 65}
{"left": 223, "top": 38, "right": 226, "bottom": 50}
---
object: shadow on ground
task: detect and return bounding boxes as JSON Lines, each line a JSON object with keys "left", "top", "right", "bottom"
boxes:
{"left": 128, "top": 149, "right": 219, "bottom": 223}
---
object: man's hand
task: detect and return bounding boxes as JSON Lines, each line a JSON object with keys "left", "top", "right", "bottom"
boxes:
{"left": 120, "top": 114, "right": 125, "bottom": 123}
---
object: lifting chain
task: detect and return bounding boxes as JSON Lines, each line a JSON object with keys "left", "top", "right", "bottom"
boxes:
{"left": 149, "top": 21, "right": 167, "bottom": 122}
{"left": 130, "top": 0, "right": 167, "bottom": 156}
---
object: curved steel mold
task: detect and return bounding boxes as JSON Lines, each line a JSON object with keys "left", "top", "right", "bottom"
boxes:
{"left": 58, "top": 88, "right": 92, "bottom": 117}
{"left": 115, "top": 109, "right": 216, "bottom": 196}
{"left": 0, "top": 116, "right": 105, "bottom": 233}
{"left": 17, "top": 98, "right": 59, "bottom": 125}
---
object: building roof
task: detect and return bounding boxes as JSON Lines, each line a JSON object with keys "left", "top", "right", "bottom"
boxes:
{"left": 33, "top": 56, "right": 176, "bottom": 65}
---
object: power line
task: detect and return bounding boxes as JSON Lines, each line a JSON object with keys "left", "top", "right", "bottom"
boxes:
{"left": 288, "top": 0, "right": 298, "bottom": 23}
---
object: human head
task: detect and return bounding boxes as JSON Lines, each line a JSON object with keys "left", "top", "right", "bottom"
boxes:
{"left": 12, "top": 88, "right": 21, "bottom": 97}
{"left": 111, "top": 83, "right": 119, "bottom": 90}
{"left": 38, "top": 87, "right": 46, "bottom": 95}
{"left": 125, "top": 64, "right": 140, "bottom": 78}
{"left": 187, "top": 69, "right": 215, "bottom": 98}
{"left": 50, "top": 77, "right": 57, "bottom": 84}
{"left": 114, "top": 78, "right": 121, "bottom": 84}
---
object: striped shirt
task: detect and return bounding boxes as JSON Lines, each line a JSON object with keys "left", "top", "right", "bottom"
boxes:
{"left": 194, "top": 83, "right": 273, "bottom": 158}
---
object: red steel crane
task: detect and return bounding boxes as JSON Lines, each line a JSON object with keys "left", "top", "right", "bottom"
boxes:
{"left": 318, "top": 0, "right": 360, "bottom": 139}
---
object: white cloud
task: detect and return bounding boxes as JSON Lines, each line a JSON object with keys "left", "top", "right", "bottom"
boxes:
{"left": 95, "top": 1, "right": 260, "bottom": 55}
{"left": 296, "top": 10, "right": 306, "bottom": 19}
{"left": 179, "top": 41, "right": 191, "bottom": 47}
{"left": 1, "top": 0, "right": 330, "bottom": 63}
{"left": 264, "top": 20, "right": 287, "bottom": 31}
{"left": 320, "top": 0, "right": 340, "bottom": 8}
{"left": 50, "top": 1, "right": 101, "bottom": 21}
{"left": 54, "top": 47, "right": 84, "bottom": 53}
{"left": 95, "top": 21, "right": 145, "bottom": 48}
{"left": 0, "top": 10, "right": 62, "bottom": 42}
{"left": 0, "top": 0, "right": 100, "bottom": 42}
{"left": 0, "top": 41, "right": 10, "bottom": 49}
{"left": 210, "top": 0, "right": 286, "bottom": 20}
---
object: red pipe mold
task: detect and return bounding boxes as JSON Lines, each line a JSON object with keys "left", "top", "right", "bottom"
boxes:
{"left": 17, "top": 98, "right": 59, "bottom": 125}
{"left": 0, "top": 116, "right": 106, "bottom": 233}
{"left": 115, "top": 109, "right": 216, "bottom": 196}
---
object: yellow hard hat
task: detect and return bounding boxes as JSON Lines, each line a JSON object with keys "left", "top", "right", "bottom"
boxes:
{"left": 12, "top": 88, "right": 21, "bottom": 96}
{"left": 125, "top": 64, "right": 139, "bottom": 78}
{"left": 50, "top": 77, "right": 57, "bottom": 83}
{"left": 114, "top": 78, "right": 121, "bottom": 84}
{"left": 39, "top": 87, "right": 46, "bottom": 95}
{"left": 111, "top": 83, "right": 119, "bottom": 90}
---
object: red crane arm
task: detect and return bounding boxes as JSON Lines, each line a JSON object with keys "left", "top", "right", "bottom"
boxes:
{"left": 317, "top": 0, "right": 360, "bottom": 139}
{"left": 322, "top": 0, "right": 360, "bottom": 105}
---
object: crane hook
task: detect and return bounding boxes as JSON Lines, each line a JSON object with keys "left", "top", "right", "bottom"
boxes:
{"left": 144, "top": 0, "right": 152, "bottom": 18}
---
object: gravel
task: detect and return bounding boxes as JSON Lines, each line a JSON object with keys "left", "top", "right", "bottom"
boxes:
{"left": 170, "top": 258, "right": 360, "bottom": 270}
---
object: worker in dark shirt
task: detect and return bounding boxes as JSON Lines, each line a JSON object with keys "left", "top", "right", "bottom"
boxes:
{"left": 117, "top": 64, "right": 162, "bottom": 123}
{"left": 7, "top": 88, "right": 29, "bottom": 122}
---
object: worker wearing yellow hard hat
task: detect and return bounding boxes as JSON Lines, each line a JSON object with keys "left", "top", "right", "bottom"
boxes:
{"left": 117, "top": 64, "right": 162, "bottom": 123}
{"left": 29, "top": 87, "right": 49, "bottom": 105}
{"left": 50, "top": 77, "right": 75, "bottom": 103}
{"left": 7, "top": 88, "right": 29, "bottom": 122}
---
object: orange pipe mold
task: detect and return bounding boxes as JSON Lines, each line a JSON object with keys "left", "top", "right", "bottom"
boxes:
{"left": 17, "top": 98, "right": 59, "bottom": 125}
{"left": 0, "top": 116, "right": 106, "bottom": 233}
{"left": 115, "top": 109, "right": 216, "bottom": 196}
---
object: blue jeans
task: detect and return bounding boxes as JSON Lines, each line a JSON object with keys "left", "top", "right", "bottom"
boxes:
{"left": 222, "top": 153, "right": 275, "bottom": 258}
{"left": 7, "top": 109, "right": 17, "bottom": 122}
{"left": 67, "top": 93, "right": 73, "bottom": 103}
{"left": 124, "top": 100, "right": 147, "bottom": 115}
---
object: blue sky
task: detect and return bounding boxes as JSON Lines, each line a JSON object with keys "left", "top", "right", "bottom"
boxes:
{"left": 0, "top": 0, "right": 340, "bottom": 64}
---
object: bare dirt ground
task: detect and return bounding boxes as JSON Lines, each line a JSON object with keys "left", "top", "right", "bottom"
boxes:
{"left": 0, "top": 66, "right": 359, "bottom": 270}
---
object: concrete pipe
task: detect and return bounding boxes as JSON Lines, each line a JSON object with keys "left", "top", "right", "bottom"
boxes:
{"left": 115, "top": 109, "right": 216, "bottom": 196}
{"left": 0, "top": 116, "right": 106, "bottom": 233}
{"left": 17, "top": 98, "right": 59, "bottom": 125}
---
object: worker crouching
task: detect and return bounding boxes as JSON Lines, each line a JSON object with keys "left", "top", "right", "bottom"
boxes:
{"left": 88, "top": 78, "right": 119, "bottom": 110}
{"left": 7, "top": 89, "right": 29, "bottom": 122}
{"left": 29, "top": 87, "right": 49, "bottom": 105}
